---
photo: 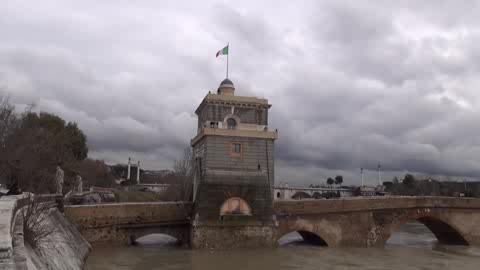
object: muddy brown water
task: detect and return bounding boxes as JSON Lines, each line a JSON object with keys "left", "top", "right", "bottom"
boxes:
{"left": 87, "top": 222, "right": 480, "bottom": 270}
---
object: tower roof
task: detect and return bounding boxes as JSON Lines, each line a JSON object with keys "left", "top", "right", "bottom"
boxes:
{"left": 217, "top": 78, "right": 235, "bottom": 95}
{"left": 219, "top": 78, "right": 235, "bottom": 89}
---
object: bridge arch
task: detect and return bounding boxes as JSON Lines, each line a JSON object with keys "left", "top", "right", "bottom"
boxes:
{"left": 276, "top": 217, "right": 338, "bottom": 247}
{"left": 125, "top": 225, "right": 190, "bottom": 246}
{"left": 220, "top": 197, "right": 252, "bottom": 216}
{"left": 379, "top": 212, "right": 469, "bottom": 246}
{"left": 133, "top": 233, "right": 180, "bottom": 246}
{"left": 277, "top": 230, "right": 328, "bottom": 246}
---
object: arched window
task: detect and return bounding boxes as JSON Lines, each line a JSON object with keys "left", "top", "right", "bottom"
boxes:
{"left": 227, "top": 118, "right": 237, "bottom": 129}
{"left": 220, "top": 197, "right": 252, "bottom": 216}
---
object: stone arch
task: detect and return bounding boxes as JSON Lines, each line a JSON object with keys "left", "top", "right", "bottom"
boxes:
{"left": 223, "top": 114, "right": 241, "bottom": 129}
{"left": 277, "top": 230, "right": 328, "bottom": 246}
{"left": 220, "top": 197, "right": 252, "bottom": 216}
{"left": 292, "top": 191, "right": 311, "bottom": 200}
{"left": 125, "top": 225, "right": 190, "bottom": 246}
{"left": 276, "top": 217, "right": 339, "bottom": 247}
{"left": 276, "top": 192, "right": 281, "bottom": 199}
{"left": 312, "top": 192, "right": 322, "bottom": 199}
{"left": 378, "top": 211, "right": 469, "bottom": 246}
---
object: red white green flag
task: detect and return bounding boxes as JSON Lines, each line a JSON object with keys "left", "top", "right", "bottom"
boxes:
{"left": 216, "top": 45, "right": 229, "bottom": 57}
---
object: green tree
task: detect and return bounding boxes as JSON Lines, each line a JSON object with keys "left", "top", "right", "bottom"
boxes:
{"left": 403, "top": 173, "right": 416, "bottom": 186}
{"left": 22, "top": 112, "right": 87, "bottom": 162}
{"left": 0, "top": 99, "right": 89, "bottom": 193}
{"left": 383, "top": 181, "right": 393, "bottom": 191}
{"left": 334, "top": 175, "right": 343, "bottom": 186}
{"left": 326, "top": 177, "right": 334, "bottom": 187}
{"left": 65, "top": 122, "right": 88, "bottom": 160}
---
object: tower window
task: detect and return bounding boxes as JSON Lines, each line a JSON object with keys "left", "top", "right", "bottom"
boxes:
{"left": 227, "top": 118, "right": 237, "bottom": 129}
{"left": 230, "top": 143, "right": 243, "bottom": 157}
{"left": 233, "top": 143, "right": 241, "bottom": 153}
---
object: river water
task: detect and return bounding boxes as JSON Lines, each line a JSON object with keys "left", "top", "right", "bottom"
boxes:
{"left": 87, "top": 222, "right": 480, "bottom": 270}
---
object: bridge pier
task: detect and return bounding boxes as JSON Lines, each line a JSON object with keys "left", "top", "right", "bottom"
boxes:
{"left": 191, "top": 224, "right": 276, "bottom": 249}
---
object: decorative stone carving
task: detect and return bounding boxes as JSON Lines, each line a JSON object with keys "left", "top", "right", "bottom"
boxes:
{"left": 74, "top": 175, "right": 83, "bottom": 194}
{"left": 55, "top": 166, "right": 64, "bottom": 195}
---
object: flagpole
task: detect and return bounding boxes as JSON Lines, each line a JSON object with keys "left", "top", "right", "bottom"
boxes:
{"left": 226, "top": 42, "right": 229, "bottom": 78}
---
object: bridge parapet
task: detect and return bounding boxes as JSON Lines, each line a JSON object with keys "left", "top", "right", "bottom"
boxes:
{"left": 64, "top": 202, "right": 193, "bottom": 244}
{"left": 65, "top": 202, "right": 192, "bottom": 227}
{"left": 274, "top": 196, "right": 480, "bottom": 216}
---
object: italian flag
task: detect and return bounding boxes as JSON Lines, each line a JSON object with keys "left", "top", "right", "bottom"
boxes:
{"left": 216, "top": 45, "right": 229, "bottom": 57}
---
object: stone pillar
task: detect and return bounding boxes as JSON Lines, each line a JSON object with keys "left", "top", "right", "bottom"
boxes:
{"left": 55, "top": 166, "right": 64, "bottom": 195}
{"left": 127, "top": 157, "right": 131, "bottom": 180}
{"left": 136, "top": 161, "right": 140, "bottom": 184}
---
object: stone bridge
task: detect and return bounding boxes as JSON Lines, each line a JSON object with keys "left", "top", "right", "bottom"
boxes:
{"left": 64, "top": 202, "right": 192, "bottom": 245}
{"left": 274, "top": 186, "right": 352, "bottom": 200}
{"left": 274, "top": 196, "right": 480, "bottom": 247}
{"left": 64, "top": 196, "right": 480, "bottom": 248}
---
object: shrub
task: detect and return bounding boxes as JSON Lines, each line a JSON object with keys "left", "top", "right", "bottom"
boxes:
{"left": 21, "top": 195, "right": 57, "bottom": 248}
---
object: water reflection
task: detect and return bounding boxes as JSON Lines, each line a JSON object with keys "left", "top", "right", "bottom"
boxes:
{"left": 134, "top": 234, "right": 179, "bottom": 246}
{"left": 386, "top": 221, "right": 437, "bottom": 248}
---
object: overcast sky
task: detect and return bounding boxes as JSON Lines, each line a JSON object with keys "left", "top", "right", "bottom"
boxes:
{"left": 2, "top": 0, "right": 480, "bottom": 186}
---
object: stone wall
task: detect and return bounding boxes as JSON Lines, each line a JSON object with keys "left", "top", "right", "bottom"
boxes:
{"left": 191, "top": 224, "right": 276, "bottom": 249}
{"left": 64, "top": 202, "right": 192, "bottom": 244}
{"left": 0, "top": 195, "right": 90, "bottom": 270}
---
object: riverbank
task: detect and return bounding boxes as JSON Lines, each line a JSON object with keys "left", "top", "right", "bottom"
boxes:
{"left": 0, "top": 195, "right": 91, "bottom": 270}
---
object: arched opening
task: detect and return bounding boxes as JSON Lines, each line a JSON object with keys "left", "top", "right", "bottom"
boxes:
{"left": 220, "top": 197, "right": 252, "bottom": 216}
{"left": 131, "top": 234, "right": 181, "bottom": 247}
{"left": 227, "top": 118, "right": 237, "bottom": 129}
{"left": 386, "top": 218, "right": 468, "bottom": 247}
{"left": 312, "top": 192, "right": 322, "bottom": 199}
{"left": 292, "top": 192, "right": 311, "bottom": 200}
{"left": 276, "top": 192, "right": 281, "bottom": 199}
{"left": 278, "top": 230, "right": 328, "bottom": 246}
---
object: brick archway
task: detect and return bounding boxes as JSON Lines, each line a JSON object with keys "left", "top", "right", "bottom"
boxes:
{"left": 220, "top": 197, "right": 252, "bottom": 216}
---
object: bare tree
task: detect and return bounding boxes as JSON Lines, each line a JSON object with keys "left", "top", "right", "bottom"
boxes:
{"left": 21, "top": 195, "right": 57, "bottom": 248}
{"left": 173, "top": 146, "right": 195, "bottom": 201}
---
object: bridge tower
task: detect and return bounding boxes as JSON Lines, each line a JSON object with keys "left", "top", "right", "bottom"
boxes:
{"left": 190, "top": 78, "right": 278, "bottom": 248}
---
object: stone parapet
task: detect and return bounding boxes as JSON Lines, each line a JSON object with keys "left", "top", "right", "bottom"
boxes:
{"left": 274, "top": 196, "right": 480, "bottom": 216}
{"left": 65, "top": 202, "right": 193, "bottom": 229}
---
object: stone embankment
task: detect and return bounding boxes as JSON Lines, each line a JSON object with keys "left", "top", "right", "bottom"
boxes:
{"left": 0, "top": 194, "right": 90, "bottom": 270}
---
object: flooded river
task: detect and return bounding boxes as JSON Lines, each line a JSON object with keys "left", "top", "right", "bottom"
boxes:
{"left": 87, "top": 222, "right": 480, "bottom": 270}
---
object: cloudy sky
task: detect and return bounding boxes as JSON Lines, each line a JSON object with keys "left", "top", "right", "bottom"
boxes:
{"left": 2, "top": 0, "right": 480, "bottom": 186}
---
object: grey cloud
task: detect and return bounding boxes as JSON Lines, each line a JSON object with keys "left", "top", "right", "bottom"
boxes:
{"left": 1, "top": 0, "right": 480, "bottom": 185}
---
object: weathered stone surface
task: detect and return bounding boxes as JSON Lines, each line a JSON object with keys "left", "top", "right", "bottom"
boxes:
{"left": 191, "top": 225, "right": 276, "bottom": 249}
{"left": 274, "top": 196, "right": 480, "bottom": 247}
{"left": 19, "top": 209, "right": 91, "bottom": 270}
{"left": 64, "top": 202, "right": 193, "bottom": 244}
{"left": 0, "top": 195, "right": 90, "bottom": 270}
